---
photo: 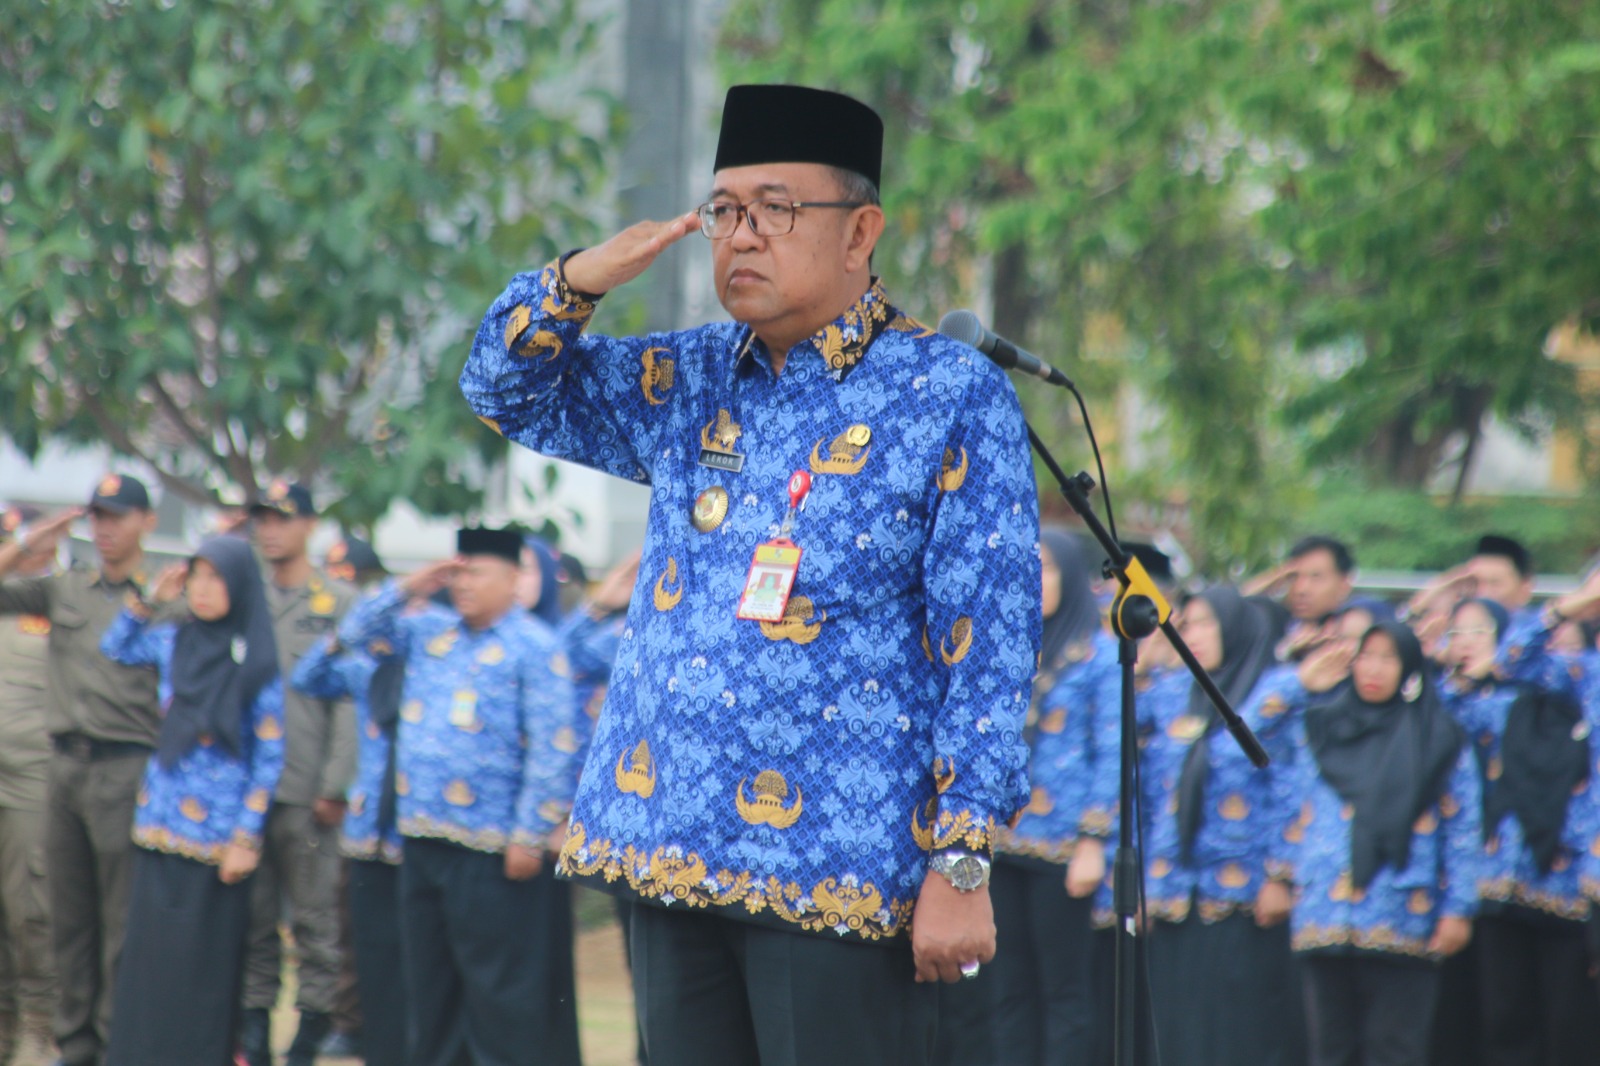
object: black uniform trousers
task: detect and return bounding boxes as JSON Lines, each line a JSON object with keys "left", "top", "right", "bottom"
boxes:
{"left": 103, "top": 848, "right": 252, "bottom": 1066}
{"left": 349, "top": 858, "right": 407, "bottom": 1066}
{"left": 1302, "top": 953, "right": 1440, "bottom": 1066}
{"left": 935, "top": 859, "right": 1094, "bottom": 1066}
{"left": 1147, "top": 910, "right": 1306, "bottom": 1066}
{"left": 629, "top": 900, "right": 938, "bottom": 1066}
{"left": 1475, "top": 909, "right": 1600, "bottom": 1066}
{"left": 398, "top": 838, "right": 579, "bottom": 1066}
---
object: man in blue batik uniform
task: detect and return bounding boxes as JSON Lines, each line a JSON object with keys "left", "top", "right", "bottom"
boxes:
{"left": 339, "top": 527, "right": 582, "bottom": 1066}
{"left": 460, "top": 84, "right": 1040, "bottom": 1065}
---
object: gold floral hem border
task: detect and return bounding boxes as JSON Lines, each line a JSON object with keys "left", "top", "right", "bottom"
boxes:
{"left": 558, "top": 822, "right": 917, "bottom": 941}
{"left": 134, "top": 826, "right": 261, "bottom": 866}
{"left": 1292, "top": 922, "right": 1434, "bottom": 959}
{"left": 1478, "top": 877, "right": 1591, "bottom": 922}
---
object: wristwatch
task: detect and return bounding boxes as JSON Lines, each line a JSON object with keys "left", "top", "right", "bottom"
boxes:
{"left": 930, "top": 851, "right": 991, "bottom": 892}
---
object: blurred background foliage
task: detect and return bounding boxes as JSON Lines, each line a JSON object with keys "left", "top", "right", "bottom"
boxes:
{"left": 723, "top": 0, "right": 1600, "bottom": 570}
{"left": 1, "top": 0, "right": 612, "bottom": 527}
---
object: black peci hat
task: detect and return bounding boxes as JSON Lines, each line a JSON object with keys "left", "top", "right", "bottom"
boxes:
{"left": 714, "top": 84, "right": 884, "bottom": 189}
{"left": 457, "top": 527, "right": 522, "bottom": 565}
{"left": 1474, "top": 534, "right": 1532, "bottom": 577}
{"left": 1122, "top": 541, "right": 1175, "bottom": 586}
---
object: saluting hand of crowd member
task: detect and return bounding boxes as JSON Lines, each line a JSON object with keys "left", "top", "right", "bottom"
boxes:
{"left": 586, "top": 549, "right": 641, "bottom": 617}
{"left": 1299, "top": 639, "right": 1356, "bottom": 694}
{"left": 401, "top": 557, "right": 462, "bottom": 600}
{"left": 1405, "top": 562, "right": 1480, "bottom": 620}
{"left": 150, "top": 563, "right": 188, "bottom": 604}
{"left": 1, "top": 506, "right": 82, "bottom": 569}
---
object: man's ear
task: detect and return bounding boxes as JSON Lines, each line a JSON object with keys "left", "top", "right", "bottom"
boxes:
{"left": 843, "top": 206, "right": 885, "bottom": 275}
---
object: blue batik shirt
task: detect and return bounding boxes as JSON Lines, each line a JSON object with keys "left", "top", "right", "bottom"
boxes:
{"left": 340, "top": 584, "right": 582, "bottom": 855}
{"left": 291, "top": 633, "right": 403, "bottom": 864}
{"left": 102, "top": 610, "right": 285, "bottom": 864}
{"left": 1142, "top": 665, "right": 1303, "bottom": 922}
{"left": 555, "top": 607, "right": 627, "bottom": 744}
{"left": 1284, "top": 720, "right": 1482, "bottom": 960}
{"left": 460, "top": 265, "right": 1041, "bottom": 942}
{"left": 1443, "top": 612, "right": 1600, "bottom": 921}
{"left": 999, "top": 629, "right": 1121, "bottom": 865}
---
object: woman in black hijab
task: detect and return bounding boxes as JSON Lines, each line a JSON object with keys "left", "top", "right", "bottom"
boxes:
{"left": 1291, "top": 621, "right": 1477, "bottom": 1066}
{"left": 936, "top": 529, "right": 1113, "bottom": 1066}
{"left": 1437, "top": 596, "right": 1600, "bottom": 1066}
{"left": 1145, "top": 585, "right": 1304, "bottom": 1066}
{"left": 99, "top": 536, "right": 285, "bottom": 1066}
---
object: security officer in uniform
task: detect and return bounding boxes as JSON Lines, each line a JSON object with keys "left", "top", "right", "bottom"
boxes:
{"left": 0, "top": 505, "right": 58, "bottom": 1066}
{"left": 239, "top": 480, "right": 358, "bottom": 1066}
{"left": 0, "top": 476, "right": 160, "bottom": 1066}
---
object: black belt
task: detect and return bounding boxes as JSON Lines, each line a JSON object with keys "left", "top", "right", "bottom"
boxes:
{"left": 51, "top": 734, "right": 152, "bottom": 761}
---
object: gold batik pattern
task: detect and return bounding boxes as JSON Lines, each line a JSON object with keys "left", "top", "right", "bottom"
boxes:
{"left": 558, "top": 823, "right": 918, "bottom": 941}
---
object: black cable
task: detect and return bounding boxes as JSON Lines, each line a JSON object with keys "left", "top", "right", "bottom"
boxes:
{"left": 1068, "top": 383, "right": 1118, "bottom": 543}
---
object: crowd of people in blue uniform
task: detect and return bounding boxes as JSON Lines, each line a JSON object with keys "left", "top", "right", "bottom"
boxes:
{"left": 3, "top": 76, "right": 1599, "bottom": 1066}
{"left": 4, "top": 471, "right": 1600, "bottom": 1066}
{"left": 954, "top": 530, "right": 1600, "bottom": 1066}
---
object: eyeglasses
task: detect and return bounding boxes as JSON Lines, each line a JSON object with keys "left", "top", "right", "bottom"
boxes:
{"left": 1446, "top": 626, "right": 1495, "bottom": 639}
{"left": 696, "top": 198, "right": 866, "bottom": 240}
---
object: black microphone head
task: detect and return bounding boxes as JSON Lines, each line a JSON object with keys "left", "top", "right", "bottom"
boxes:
{"left": 937, "top": 309, "right": 985, "bottom": 349}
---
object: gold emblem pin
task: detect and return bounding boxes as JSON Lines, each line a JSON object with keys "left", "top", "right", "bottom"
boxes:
{"left": 309, "top": 591, "right": 337, "bottom": 616}
{"left": 691, "top": 487, "right": 730, "bottom": 533}
{"left": 844, "top": 424, "right": 871, "bottom": 448}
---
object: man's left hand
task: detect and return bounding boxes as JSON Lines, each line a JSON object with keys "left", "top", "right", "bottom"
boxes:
{"left": 505, "top": 844, "right": 543, "bottom": 881}
{"left": 911, "top": 871, "right": 996, "bottom": 983}
{"left": 312, "top": 798, "right": 347, "bottom": 828}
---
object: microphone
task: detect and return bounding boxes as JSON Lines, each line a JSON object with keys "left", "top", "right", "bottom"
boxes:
{"left": 937, "top": 309, "right": 1075, "bottom": 389}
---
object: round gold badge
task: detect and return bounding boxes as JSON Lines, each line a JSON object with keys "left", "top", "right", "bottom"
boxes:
{"left": 844, "top": 423, "right": 872, "bottom": 448}
{"left": 691, "top": 486, "right": 730, "bottom": 533}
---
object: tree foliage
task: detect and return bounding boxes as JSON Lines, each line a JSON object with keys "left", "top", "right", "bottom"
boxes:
{"left": 0, "top": 0, "right": 610, "bottom": 527}
{"left": 722, "top": 0, "right": 1600, "bottom": 569}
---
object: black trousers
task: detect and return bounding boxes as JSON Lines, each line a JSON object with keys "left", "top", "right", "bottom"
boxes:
{"left": 349, "top": 859, "right": 407, "bottom": 1066}
{"left": 1302, "top": 953, "right": 1439, "bottom": 1066}
{"left": 1147, "top": 910, "right": 1306, "bottom": 1066}
{"left": 104, "top": 848, "right": 252, "bottom": 1066}
{"left": 935, "top": 859, "right": 1093, "bottom": 1066}
{"left": 398, "top": 839, "right": 579, "bottom": 1066}
{"left": 1428, "top": 940, "right": 1482, "bottom": 1066}
{"left": 629, "top": 900, "right": 937, "bottom": 1066}
{"left": 1476, "top": 911, "right": 1600, "bottom": 1066}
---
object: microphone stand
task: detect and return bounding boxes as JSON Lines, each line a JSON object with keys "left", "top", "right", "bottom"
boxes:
{"left": 1023, "top": 424, "right": 1268, "bottom": 1066}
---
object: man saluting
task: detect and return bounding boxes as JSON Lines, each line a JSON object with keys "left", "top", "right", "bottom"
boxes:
{"left": 462, "top": 84, "right": 1041, "bottom": 1065}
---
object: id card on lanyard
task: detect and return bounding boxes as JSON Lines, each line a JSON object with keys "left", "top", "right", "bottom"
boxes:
{"left": 736, "top": 471, "right": 811, "bottom": 623}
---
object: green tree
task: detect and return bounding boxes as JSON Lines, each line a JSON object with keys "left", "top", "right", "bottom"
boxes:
{"left": 722, "top": 0, "right": 1600, "bottom": 568}
{"left": 721, "top": 0, "right": 1299, "bottom": 567}
{"left": 0, "top": 0, "right": 611, "bottom": 527}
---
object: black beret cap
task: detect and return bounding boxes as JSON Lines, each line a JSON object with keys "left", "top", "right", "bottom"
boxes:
{"left": 88, "top": 474, "right": 151, "bottom": 514}
{"left": 1474, "top": 534, "right": 1532, "bottom": 576}
{"left": 249, "top": 479, "right": 317, "bottom": 519}
{"left": 714, "top": 84, "right": 884, "bottom": 189}
{"left": 457, "top": 527, "right": 522, "bottom": 565}
{"left": 325, "top": 536, "right": 385, "bottom": 581}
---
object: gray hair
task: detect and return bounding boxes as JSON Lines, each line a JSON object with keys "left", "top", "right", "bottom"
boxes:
{"left": 828, "top": 166, "right": 881, "bottom": 207}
